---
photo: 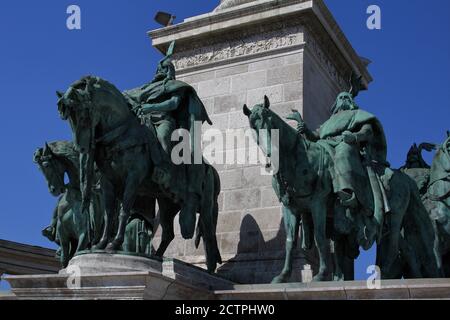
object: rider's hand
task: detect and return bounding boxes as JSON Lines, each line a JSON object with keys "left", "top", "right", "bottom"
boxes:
{"left": 297, "top": 122, "right": 307, "bottom": 134}
{"left": 343, "top": 131, "right": 357, "bottom": 145}
{"left": 137, "top": 106, "right": 150, "bottom": 117}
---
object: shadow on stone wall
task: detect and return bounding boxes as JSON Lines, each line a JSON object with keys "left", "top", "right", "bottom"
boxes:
{"left": 216, "top": 213, "right": 313, "bottom": 284}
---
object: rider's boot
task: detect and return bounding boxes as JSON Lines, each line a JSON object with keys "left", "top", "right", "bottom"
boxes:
{"left": 179, "top": 193, "right": 200, "bottom": 239}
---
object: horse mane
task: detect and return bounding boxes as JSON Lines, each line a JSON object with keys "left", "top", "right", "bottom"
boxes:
{"left": 72, "top": 75, "right": 128, "bottom": 106}
{"left": 47, "top": 141, "right": 80, "bottom": 170}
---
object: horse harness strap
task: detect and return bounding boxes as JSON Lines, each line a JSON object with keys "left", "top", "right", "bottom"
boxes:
{"left": 96, "top": 119, "right": 149, "bottom": 156}
{"left": 96, "top": 118, "right": 131, "bottom": 145}
{"left": 276, "top": 137, "right": 324, "bottom": 204}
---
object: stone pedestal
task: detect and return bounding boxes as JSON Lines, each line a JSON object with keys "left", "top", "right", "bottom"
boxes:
{"left": 215, "top": 279, "right": 450, "bottom": 300}
{"left": 3, "top": 253, "right": 234, "bottom": 300}
{"left": 148, "top": 0, "right": 372, "bottom": 284}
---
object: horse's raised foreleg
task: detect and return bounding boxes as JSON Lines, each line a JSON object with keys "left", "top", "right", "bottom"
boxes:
{"left": 155, "top": 198, "right": 179, "bottom": 257}
{"left": 94, "top": 179, "right": 115, "bottom": 250}
{"left": 272, "top": 205, "right": 299, "bottom": 284}
{"left": 311, "top": 199, "right": 331, "bottom": 281}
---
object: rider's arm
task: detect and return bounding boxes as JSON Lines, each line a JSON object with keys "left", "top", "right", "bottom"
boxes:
{"left": 141, "top": 95, "right": 182, "bottom": 113}
{"left": 354, "top": 124, "right": 374, "bottom": 144}
{"left": 303, "top": 127, "right": 320, "bottom": 142}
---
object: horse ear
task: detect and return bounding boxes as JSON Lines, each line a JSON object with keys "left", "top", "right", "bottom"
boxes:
{"left": 243, "top": 104, "right": 251, "bottom": 117}
{"left": 43, "top": 142, "right": 53, "bottom": 156}
{"left": 263, "top": 95, "right": 270, "bottom": 109}
{"left": 447, "top": 130, "right": 450, "bottom": 138}
{"left": 56, "top": 91, "right": 64, "bottom": 99}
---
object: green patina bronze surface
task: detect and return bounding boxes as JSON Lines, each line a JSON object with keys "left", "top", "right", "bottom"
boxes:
{"left": 37, "top": 42, "right": 222, "bottom": 273}
{"left": 34, "top": 141, "right": 155, "bottom": 267}
{"left": 400, "top": 135, "right": 450, "bottom": 277}
{"left": 243, "top": 87, "right": 442, "bottom": 282}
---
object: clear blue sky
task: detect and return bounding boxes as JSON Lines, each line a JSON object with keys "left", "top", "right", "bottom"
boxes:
{"left": 0, "top": 0, "right": 449, "bottom": 285}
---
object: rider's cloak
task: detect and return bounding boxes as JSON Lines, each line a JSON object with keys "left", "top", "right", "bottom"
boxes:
{"left": 318, "top": 109, "right": 388, "bottom": 165}
{"left": 123, "top": 79, "right": 213, "bottom": 128}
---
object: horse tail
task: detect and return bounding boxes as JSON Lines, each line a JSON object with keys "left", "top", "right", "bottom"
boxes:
{"left": 212, "top": 166, "right": 222, "bottom": 264}
{"left": 195, "top": 164, "right": 222, "bottom": 271}
{"left": 404, "top": 182, "right": 443, "bottom": 277}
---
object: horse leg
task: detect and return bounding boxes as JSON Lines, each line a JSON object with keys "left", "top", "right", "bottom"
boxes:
{"left": 107, "top": 173, "right": 142, "bottom": 251}
{"left": 199, "top": 197, "right": 221, "bottom": 273}
{"left": 58, "top": 221, "right": 71, "bottom": 268}
{"left": 378, "top": 210, "right": 402, "bottom": 279}
{"left": 93, "top": 179, "right": 115, "bottom": 250}
{"left": 311, "top": 199, "right": 331, "bottom": 282}
{"left": 272, "top": 205, "right": 299, "bottom": 284}
{"left": 155, "top": 199, "right": 179, "bottom": 257}
{"left": 332, "top": 238, "right": 349, "bottom": 281}
{"left": 196, "top": 168, "right": 221, "bottom": 274}
{"left": 75, "top": 205, "right": 90, "bottom": 253}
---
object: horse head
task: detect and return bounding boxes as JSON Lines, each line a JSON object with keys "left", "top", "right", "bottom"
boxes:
{"left": 243, "top": 95, "right": 277, "bottom": 158}
{"left": 57, "top": 76, "right": 100, "bottom": 155}
{"left": 34, "top": 142, "right": 66, "bottom": 197}
{"left": 57, "top": 76, "right": 130, "bottom": 212}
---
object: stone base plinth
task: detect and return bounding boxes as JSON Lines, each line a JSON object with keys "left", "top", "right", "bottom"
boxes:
{"left": 3, "top": 253, "right": 234, "bottom": 300}
{"left": 215, "top": 279, "right": 450, "bottom": 300}
{"left": 3, "top": 254, "right": 450, "bottom": 300}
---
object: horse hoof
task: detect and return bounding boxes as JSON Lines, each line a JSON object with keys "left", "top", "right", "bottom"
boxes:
{"left": 271, "top": 274, "right": 288, "bottom": 284}
{"left": 312, "top": 273, "right": 329, "bottom": 282}
{"left": 93, "top": 240, "right": 108, "bottom": 250}
{"left": 106, "top": 239, "right": 122, "bottom": 252}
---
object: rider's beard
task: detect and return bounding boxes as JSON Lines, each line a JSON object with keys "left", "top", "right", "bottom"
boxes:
{"left": 336, "top": 101, "right": 353, "bottom": 112}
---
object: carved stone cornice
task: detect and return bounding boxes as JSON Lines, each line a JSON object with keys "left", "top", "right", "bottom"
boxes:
{"left": 148, "top": 0, "right": 372, "bottom": 87}
{"left": 172, "top": 21, "right": 305, "bottom": 71}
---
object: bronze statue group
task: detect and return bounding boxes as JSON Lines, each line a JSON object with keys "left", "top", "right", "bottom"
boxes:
{"left": 35, "top": 42, "right": 450, "bottom": 282}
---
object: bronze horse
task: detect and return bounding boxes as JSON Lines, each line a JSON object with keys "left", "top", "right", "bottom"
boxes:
{"left": 34, "top": 141, "right": 104, "bottom": 267}
{"left": 243, "top": 96, "right": 442, "bottom": 282}
{"left": 56, "top": 76, "right": 222, "bottom": 272}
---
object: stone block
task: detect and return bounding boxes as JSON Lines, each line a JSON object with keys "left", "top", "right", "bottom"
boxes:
{"left": 271, "top": 101, "right": 302, "bottom": 118}
{"left": 251, "top": 208, "right": 283, "bottom": 231}
{"left": 261, "top": 187, "right": 280, "bottom": 207}
{"left": 216, "top": 211, "right": 243, "bottom": 233}
{"left": 267, "top": 64, "right": 302, "bottom": 86}
{"left": 214, "top": 92, "right": 247, "bottom": 114}
{"left": 207, "top": 113, "right": 229, "bottom": 131}
{"left": 219, "top": 232, "right": 241, "bottom": 255}
{"left": 284, "top": 52, "right": 303, "bottom": 65}
{"left": 216, "top": 64, "right": 249, "bottom": 78}
{"left": 242, "top": 166, "right": 272, "bottom": 188}
{"left": 231, "top": 70, "right": 266, "bottom": 93}
{"left": 179, "top": 70, "right": 215, "bottom": 84}
{"left": 228, "top": 111, "right": 250, "bottom": 129}
{"left": 247, "top": 84, "right": 284, "bottom": 107}
{"left": 198, "top": 77, "right": 231, "bottom": 98}
{"left": 223, "top": 188, "right": 261, "bottom": 211}
{"left": 283, "top": 81, "right": 303, "bottom": 102}
{"left": 248, "top": 56, "right": 285, "bottom": 72}
{"left": 220, "top": 169, "right": 244, "bottom": 190}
